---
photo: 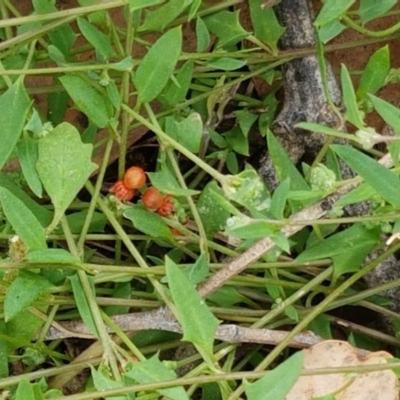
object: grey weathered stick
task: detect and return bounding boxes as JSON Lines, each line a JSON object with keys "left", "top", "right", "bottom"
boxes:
{"left": 45, "top": 307, "right": 322, "bottom": 348}
{"left": 259, "top": 0, "right": 341, "bottom": 189}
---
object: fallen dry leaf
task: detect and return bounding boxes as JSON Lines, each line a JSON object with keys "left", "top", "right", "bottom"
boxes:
{"left": 286, "top": 340, "right": 398, "bottom": 400}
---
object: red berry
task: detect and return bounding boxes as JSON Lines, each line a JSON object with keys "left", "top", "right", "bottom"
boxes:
{"left": 123, "top": 166, "right": 146, "bottom": 190}
{"left": 157, "top": 195, "right": 174, "bottom": 216}
{"left": 142, "top": 187, "right": 164, "bottom": 211}
{"left": 110, "top": 180, "right": 134, "bottom": 201}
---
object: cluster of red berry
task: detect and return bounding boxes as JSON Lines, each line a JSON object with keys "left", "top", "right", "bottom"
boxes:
{"left": 109, "top": 166, "right": 174, "bottom": 216}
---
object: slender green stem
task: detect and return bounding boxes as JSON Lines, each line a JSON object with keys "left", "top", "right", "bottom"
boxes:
{"left": 0, "top": 0, "right": 128, "bottom": 28}
{"left": 123, "top": 104, "right": 225, "bottom": 183}
{"left": 342, "top": 14, "right": 400, "bottom": 37}
{"left": 77, "top": 138, "right": 113, "bottom": 255}
{"left": 61, "top": 217, "right": 121, "bottom": 380}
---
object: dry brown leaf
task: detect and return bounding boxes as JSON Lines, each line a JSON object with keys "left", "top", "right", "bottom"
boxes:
{"left": 286, "top": 340, "right": 398, "bottom": 400}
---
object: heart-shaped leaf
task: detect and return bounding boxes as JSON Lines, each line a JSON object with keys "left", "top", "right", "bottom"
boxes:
{"left": 36, "top": 122, "right": 98, "bottom": 233}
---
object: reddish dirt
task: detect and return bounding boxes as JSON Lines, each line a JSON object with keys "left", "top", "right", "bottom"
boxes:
{"left": 5, "top": 1, "right": 400, "bottom": 169}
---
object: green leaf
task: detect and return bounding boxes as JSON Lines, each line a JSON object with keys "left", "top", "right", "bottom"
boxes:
{"left": 125, "top": 355, "right": 189, "bottom": 400}
{"left": 314, "top": 0, "right": 356, "bottom": 27}
{"left": 357, "top": 0, "right": 396, "bottom": 24}
{"left": 123, "top": 205, "right": 173, "bottom": 240}
{"left": 104, "top": 282, "right": 131, "bottom": 316}
{"left": 160, "top": 60, "right": 194, "bottom": 106}
{"left": 297, "top": 223, "right": 379, "bottom": 262}
{"left": 357, "top": 46, "right": 390, "bottom": 101}
{"left": 5, "top": 309, "right": 45, "bottom": 351}
{"left": 140, "top": 0, "right": 191, "bottom": 32}
{"left": 110, "top": 56, "right": 134, "bottom": 71}
{"left": 66, "top": 210, "right": 107, "bottom": 234}
{"left": 0, "top": 322, "right": 9, "bottom": 378}
{"left": 225, "top": 126, "right": 249, "bottom": 156}
{"left": 267, "top": 130, "right": 309, "bottom": 212}
{"left": 332, "top": 238, "right": 378, "bottom": 280}
{"left": 188, "top": 0, "right": 201, "bottom": 20}
{"left": 331, "top": 144, "right": 400, "bottom": 208}
{"left": 91, "top": 366, "right": 125, "bottom": 398}
{"left": 0, "top": 188, "right": 46, "bottom": 252}
{"left": 0, "top": 78, "right": 31, "bottom": 170}
{"left": 248, "top": 0, "right": 285, "bottom": 53}
{"left": 235, "top": 110, "right": 258, "bottom": 137}
{"left": 134, "top": 26, "right": 182, "bottom": 103}
{"left": 270, "top": 178, "right": 290, "bottom": 219}
{"left": 208, "top": 286, "right": 247, "bottom": 308}
{"left": 165, "top": 113, "right": 202, "bottom": 153}
{"left": 129, "top": 0, "right": 164, "bottom": 12}
{"left": 77, "top": 0, "right": 107, "bottom": 26}
{"left": 47, "top": 91, "right": 68, "bottom": 125}
{"left": 335, "top": 182, "right": 376, "bottom": 208}
{"left": 0, "top": 172, "right": 52, "bottom": 227}
{"left": 341, "top": 64, "right": 364, "bottom": 129}
{"left": 59, "top": 75, "right": 112, "bottom": 128}
{"left": 197, "top": 181, "right": 230, "bottom": 238}
{"left": 166, "top": 257, "right": 220, "bottom": 355}
{"left": 17, "top": 133, "right": 42, "bottom": 198}
{"left": 369, "top": 94, "right": 400, "bottom": 134}
{"left": 203, "top": 11, "right": 249, "bottom": 49}
{"left": 368, "top": 94, "right": 400, "bottom": 164}
{"left": 308, "top": 314, "right": 332, "bottom": 339}
{"left": 32, "top": 0, "right": 76, "bottom": 56}
{"left": 196, "top": 17, "right": 210, "bottom": 52}
{"left": 77, "top": 17, "right": 113, "bottom": 60}
{"left": 181, "top": 254, "right": 209, "bottom": 285}
{"left": 147, "top": 169, "right": 199, "bottom": 196}
{"left": 267, "top": 131, "right": 309, "bottom": 192}
{"left": 15, "top": 379, "right": 35, "bottom": 400}
{"left": 317, "top": 19, "right": 346, "bottom": 43}
{"left": 36, "top": 122, "right": 98, "bottom": 232}
{"left": 206, "top": 58, "right": 246, "bottom": 71}
{"left": 244, "top": 351, "right": 304, "bottom": 400}
{"left": 226, "top": 218, "right": 274, "bottom": 240}
{"left": 105, "top": 79, "right": 121, "bottom": 109}
{"left": 69, "top": 273, "right": 99, "bottom": 337}
{"left": 222, "top": 167, "right": 271, "bottom": 212}
{"left": 4, "top": 270, "right": 52, "bottom": 322}
{"left": 25, "top": 249, "right": 79, "bottom": 265}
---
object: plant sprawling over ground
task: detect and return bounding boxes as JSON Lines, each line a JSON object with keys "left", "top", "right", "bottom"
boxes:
{"left": 1, "top": 0, "right": 400, "bottom": 399}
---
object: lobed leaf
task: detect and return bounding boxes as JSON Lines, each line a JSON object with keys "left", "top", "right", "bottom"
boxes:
{"left": 248, "top": 0, "right": 285, "bottom": 53}
{"left": 204, "top": 11, "right": 249, "bottom": 49}
{"left": 125, "top": 355, "right": 188, "bottom": 400}
{"left": 36, "top": 122, "right": 98, "bottom": 233}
